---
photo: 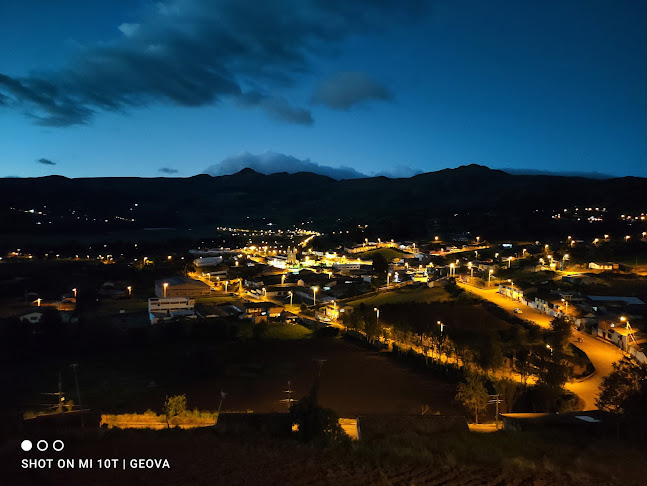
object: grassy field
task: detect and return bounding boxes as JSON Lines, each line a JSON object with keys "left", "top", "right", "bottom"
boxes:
{"left": 94, "top": 298, "right": 148, "bottom": 316}
{"left": 352, "top": 247, "right": 409, "bottom": 261}
{"left": 345, "top": 286, "right": 452, "bottom": 307}
{"left": 195, "top": 296, "right": 239, "bottom": 304}
{"left": 263, "top": 323, "right": 312, "bottom": 339}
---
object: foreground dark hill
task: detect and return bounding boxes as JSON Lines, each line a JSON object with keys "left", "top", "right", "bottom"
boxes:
{"left": 2, "top": 165, "right": 646, "bottom": 239}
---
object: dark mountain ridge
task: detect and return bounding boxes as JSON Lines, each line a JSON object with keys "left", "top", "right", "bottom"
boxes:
{"left": 2, "top": 165, "right": 646, "bottom": 239}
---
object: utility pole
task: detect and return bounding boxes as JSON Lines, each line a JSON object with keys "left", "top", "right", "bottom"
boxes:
{"left": 217, "top": 390, "right": 227, "bottom": 415}
{"left": 488, "top": 394, "right": 502, "bottom": 430}
{"left": 70, "top": 363, "right": 82, "bottom": 408}
{"left": 313, "top": 359, "right": 327, "bottom": 378}
{"left": 57, "top": 371, "right": 64, "bottom": 413}
{"left": 281, "top": 380, "right": 296, "bottom": 412}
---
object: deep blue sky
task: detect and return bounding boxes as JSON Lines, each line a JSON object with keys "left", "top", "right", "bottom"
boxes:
{"left": 1, "top": 0, "right": 645, "bottom": 179}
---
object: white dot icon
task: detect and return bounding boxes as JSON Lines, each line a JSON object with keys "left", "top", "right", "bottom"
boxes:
{"left": 21, "top": 440, "right": 33, "bottom": 451}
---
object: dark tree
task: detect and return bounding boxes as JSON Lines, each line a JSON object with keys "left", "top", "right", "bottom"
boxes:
{"left": 456, "top": 371, "right": 489, "bottom": 424}
{"left": 596, "top": 358, "right": 647, "bottom": 414}
{"left": 548, "top": 317, "right": 572, "bottom": 350}
{"left": 289, "top": 385, "right": 345, "bottom": 443}
{"left": 371, "top": 253, "right": 388, "bottom": 280}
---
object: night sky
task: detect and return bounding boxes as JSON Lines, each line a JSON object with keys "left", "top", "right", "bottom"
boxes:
{"left": 1, "top": 0, "right": 645, "bottom": 179}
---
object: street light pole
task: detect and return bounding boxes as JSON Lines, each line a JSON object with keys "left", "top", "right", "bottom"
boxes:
{"left": 163, "top": 282, "right": 168, "bottom": 298}
{"left": 312, "top": 286, "right": 318, "bottom": 306}
{"left": 288, "top": 291, "right": 293, "bottom": 306}
{"left": 561, "top": 298, "right": 568, "bottom": 315}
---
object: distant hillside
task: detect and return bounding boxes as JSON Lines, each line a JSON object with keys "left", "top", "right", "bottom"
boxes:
{"left": 1, "top": 165, "right": 646, "bottom": 239}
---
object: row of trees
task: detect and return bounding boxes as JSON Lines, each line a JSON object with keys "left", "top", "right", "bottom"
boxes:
{"left": 341, "top": 294, "right": 584, "bottom": 417}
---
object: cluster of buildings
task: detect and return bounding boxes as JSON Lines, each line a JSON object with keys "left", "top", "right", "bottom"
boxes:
{"left": 496, "top": 280, "right": 646, "bottom": 362}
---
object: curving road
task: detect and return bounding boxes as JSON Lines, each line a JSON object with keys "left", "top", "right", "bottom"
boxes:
{"left": 458, "top": 282, "right": 625, "bottom": 410}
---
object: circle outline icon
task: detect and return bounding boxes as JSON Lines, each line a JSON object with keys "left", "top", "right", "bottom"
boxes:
{"left": 52, "top": 440, "right": 64, "bottom": 452}
{"left": 37, "top": 440, "right": 48, "bottom": 451}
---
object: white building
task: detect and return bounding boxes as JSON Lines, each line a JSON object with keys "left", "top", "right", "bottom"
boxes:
{"left": 148, "top": 297, "right": 196, "bottom": 324}
{"left": 194, "top": 256, "right": 224, "bottom": 267}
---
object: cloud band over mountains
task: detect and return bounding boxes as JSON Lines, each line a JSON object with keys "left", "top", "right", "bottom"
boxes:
{"left": 204, "top": 151, "right": 422, "bottom": 180}
{"left": 0, "top": 0, "right": 421, "bottom": 127}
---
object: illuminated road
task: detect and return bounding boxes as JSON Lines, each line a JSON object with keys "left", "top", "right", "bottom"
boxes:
{"left": 458, "top": 282, "right": 626, "bottom": 410}
{"left": 458, "top": 283, "right": 553, "bottom": 328}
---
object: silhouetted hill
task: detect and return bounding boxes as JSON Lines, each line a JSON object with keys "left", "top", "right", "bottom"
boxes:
{"left": 2, "top": 165, "right": 645, "bottom": 239}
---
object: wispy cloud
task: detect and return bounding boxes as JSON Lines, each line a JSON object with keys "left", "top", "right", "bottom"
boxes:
{"left": 312, "top": 71, "right": 392, "bottom": 110}
{"left": 37, "top": 158, "right": 56, "bottom": 165}
{"left": 158, "top": 167, "right": 179, "bottom": 174}
{"left": 0, "top": 1, "right": 422, "bottom": 126}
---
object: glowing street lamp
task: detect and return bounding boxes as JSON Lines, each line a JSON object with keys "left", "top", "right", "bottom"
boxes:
{"left": 127, "top": 286, "right": 132, "bottom": 296}
{"left": 262, "top": 287, "right": 266, "bottom": 300}
{"left": 561, "top": 298, "right": 568, "bottom": 314}
{"left": 288, "top": 291, "right": 293, "bottom": 306}
{"left": 562, "top": 254, "right": 569, "bottom": 271}
{"left": 72, "top": 288, "right": 77, "bottom": 298}
{"left": 488, "top": 269, "right": 494, "bottom": 285}
{"left": 468, "top": 262, "right": 473, "bottom": 277}
{"left": 387, "top": 272, "right": 392, "bottom": 287}
{"left": 546, "top": 344, "right": 553, "bottom": 357}
{"left": 437, "top": 320, "right": 445, "bottom": 335}
{"left": 37, "top": 298, "right": 41, "bottom": 307}
{"left": 374, "top": 307, "right": 380, "bottom": 327}
{"left": 507, "top": 257, "right": 512, "bottom": 269}
{"left": 224, "top": 280, "right": 229, "bottom": 292}
{"left": 312, "top": 286, "right": 318, "bottom": 306}
{"left": 163, "top": 282, "right": 168, "bottom": 298}
{"left": 281, "top": 274, "right": 286, "bottom": 285}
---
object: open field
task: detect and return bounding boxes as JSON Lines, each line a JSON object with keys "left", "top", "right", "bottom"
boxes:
{"left": 352, "top": 247, "right": 409, "bottom": 261}
{"left": 345, "top": 286, "right": 452, "bottom": 307}
{"left": 6, "top": 334, "right": 458, "bottom": 418}
{"left": 183, "top": 338, "right": 458, "bottom": 417}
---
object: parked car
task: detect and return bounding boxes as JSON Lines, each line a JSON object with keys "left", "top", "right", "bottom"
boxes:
{"left": 513, "top": 308, "right": 522, "bottom": 314}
